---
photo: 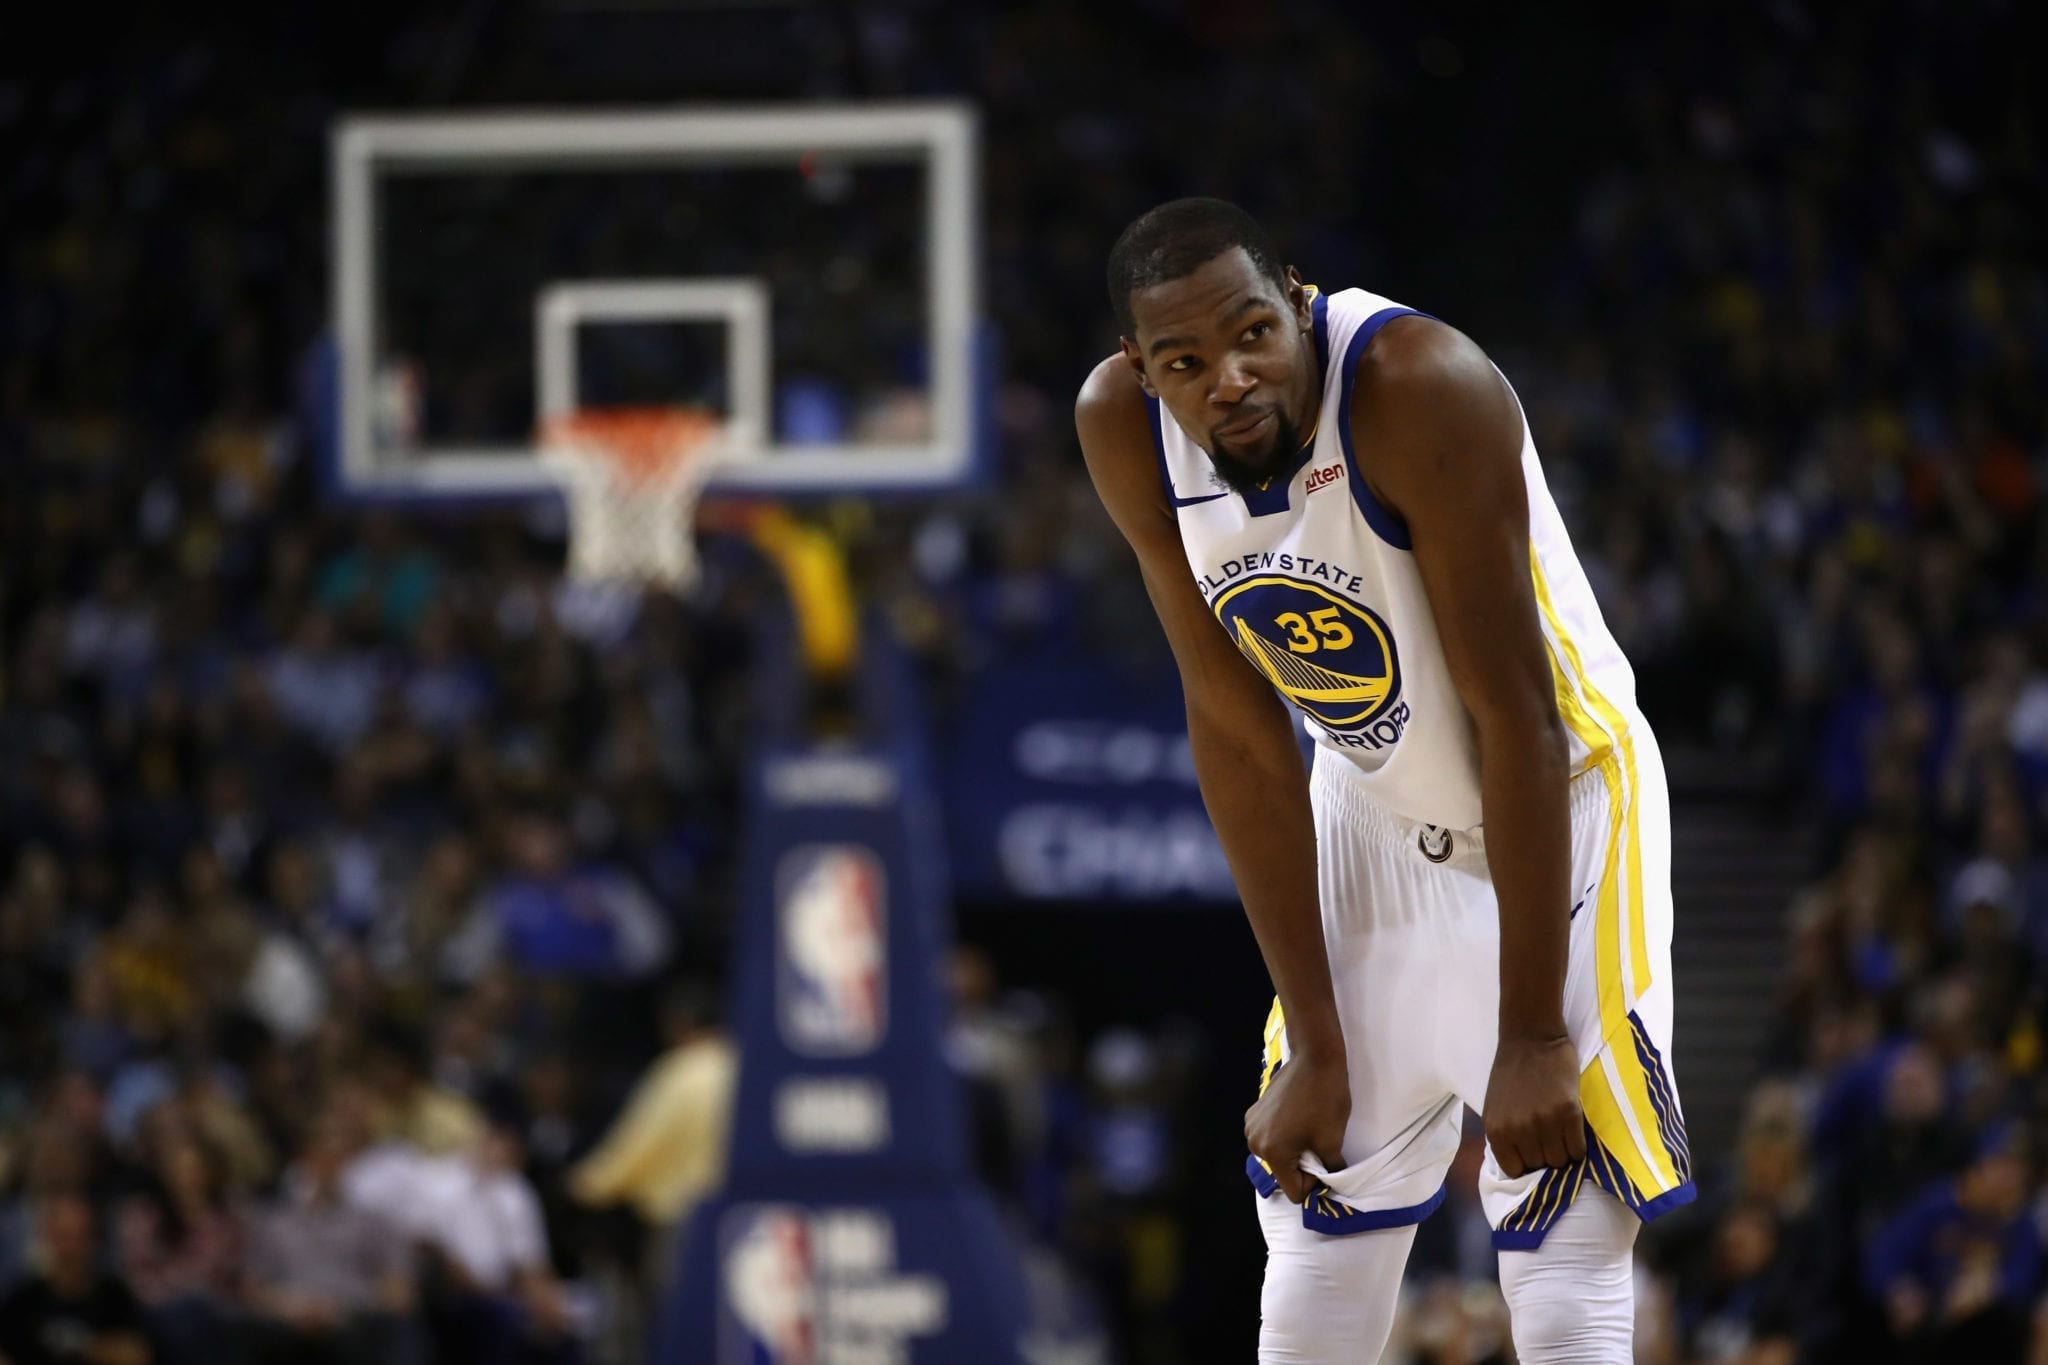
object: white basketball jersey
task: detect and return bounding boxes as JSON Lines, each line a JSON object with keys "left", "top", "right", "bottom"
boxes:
{"left": 1152, "top": 286, "right": 1646, "bottom": 831}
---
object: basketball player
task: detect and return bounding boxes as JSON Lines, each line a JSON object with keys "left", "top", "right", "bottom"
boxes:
{"left": 1075, "top": 199, "right": 1691, "bottom": 1362}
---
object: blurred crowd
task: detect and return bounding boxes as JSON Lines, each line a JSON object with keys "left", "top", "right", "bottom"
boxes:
{"left": 4, "top": 2, "right": 2046, "bottom": 1363}
{"left": 1525, "top": 17, "right": 2048, "bottom": 1365}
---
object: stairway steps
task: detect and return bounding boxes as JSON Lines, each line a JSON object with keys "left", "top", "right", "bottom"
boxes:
{"left": 1660, "top": 774, "right": 1816, "bottom": 1166}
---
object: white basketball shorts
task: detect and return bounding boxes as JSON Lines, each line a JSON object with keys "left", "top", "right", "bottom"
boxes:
{"left": 1247, "top": 726, "right": 1693, "bottom": 1247}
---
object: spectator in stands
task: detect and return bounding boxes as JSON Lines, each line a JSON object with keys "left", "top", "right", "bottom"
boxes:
{"left": 0, "top": 848, "right": 78, "bottom": 1073}
{"left": 399, "top": 606, "right": 492, "bottom": 743}
{"left": 0, "top": 1123, "right": 98, "bottom": 1289}
{"left": 570, "top": 982, "right": 735, "bottom": 1235}
{"left": 189, "top": 893, "right": 326, "bottom": 1049}
{"left": 451, "top": 811, "right": 670, "bottom": 983}
{"left": 509, "top": 1051, "right": 601, "bottom": 1288}
{"left": 265, "top": 612, "right": 382, "bottom": 757}
{"left": 1866, "top": 1124, "right": 2041, "bottom": 1359}
{"left": 314, "top": 512, "right": 441, "bottom": 641}
{"left": 375, "top": 831, "right": 489, "bottom": 994}
{"left": 1670, "top": 1201, "right": 1798, "bottom": 1364}
{"left": 943, "top": 947, "right": 1037, "bottom": 1197}
{"left": 328, "top": 1076, "right": 432, "bottom": 1247}
{"left": 1076, "top": 1027, "right": 1184, "bottom": 1360}
{"left": 243, "top": 1118, "right": 418, "bottom": 1365}
{"left": 19, "top": 1076, "right": 116, "bottom": 1210}
{"left": 62, "top": 556, "right": 158, "bottom": 706}
{"left": 0, "top": 1193, "right": 152, "bottom": 1365}
{"left": 160, "top": 1066, "right": 274, "bottom": 1214}
{"left": 418, "top": 1111, "right": 578, "bottom": 1365}
{"left": 1820, "top": 1041, "right": 1974, "bottom": 1251}
{"left": 113, "top": 1129, "right": 243, "bottom": 1362}
{"left": 59, "top": 953, "right": 136, "bottom": 1083}
{"left": 1650, "top": 1085, "right": 1825, "bottom": 1354}
{"left": 360, "top": 1020, "right": 483, "bottom": 1159}
{"left": 94, "top": 887, "right": 195, "bottom": 1053}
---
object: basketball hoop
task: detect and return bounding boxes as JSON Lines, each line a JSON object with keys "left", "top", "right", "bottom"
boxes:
{"left": 539, "top": 406, "right": 732, "bottom": 591}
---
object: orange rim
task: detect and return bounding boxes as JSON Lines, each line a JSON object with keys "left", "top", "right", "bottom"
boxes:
{"left": 540, "top": 405, "right": 721, "bottom": 487}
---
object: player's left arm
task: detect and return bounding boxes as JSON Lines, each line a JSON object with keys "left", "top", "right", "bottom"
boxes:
{"left": 1353, "top": 316, "right": 1585, "bottom": 1178}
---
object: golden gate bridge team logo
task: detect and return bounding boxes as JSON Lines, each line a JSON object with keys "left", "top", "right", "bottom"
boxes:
{"left": 1210, "top": 576, "right": 1402, "bottom": 731}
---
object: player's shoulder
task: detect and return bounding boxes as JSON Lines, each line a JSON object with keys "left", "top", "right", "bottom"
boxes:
{"left": 1073, "top": 352, "right": 1154, "bottom": 462}
{"left": 1352, "top": 311, "right": 1494, "bottom": 399}
{"left": 1074, "top": 353, "right": 1170, "bottom": 524}
{"left": 1075, "top": 352, "right": 1149, "bottom": 428}
{"left": 1346, "top": 308, "right": 1522, "bottom": 508}
{"left": 1347, "top": 311, "right": 1511, "bottom": 454}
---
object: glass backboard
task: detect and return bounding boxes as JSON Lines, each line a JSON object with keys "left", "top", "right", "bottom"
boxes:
{"left": 329, "top": 104, "right": 980, "bottom": 497}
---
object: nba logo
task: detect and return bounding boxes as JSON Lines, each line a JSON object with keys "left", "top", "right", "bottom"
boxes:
{"left": 720, "top": 1207, "right": 816, "bottom": 1365}
{"left": 777, "top": 845, "right": 887, "bottom": 1055}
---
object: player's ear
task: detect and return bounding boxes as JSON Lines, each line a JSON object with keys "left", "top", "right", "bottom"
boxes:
{"left": 1119, "top": 337, "right": 1159, "bottom": 398}
{"left": 1285, "top": 267, "right": 1311, "bottom": 330}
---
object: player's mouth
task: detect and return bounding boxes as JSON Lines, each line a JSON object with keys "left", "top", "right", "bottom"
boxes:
{"left": 1216, "top": 409, "right": 1275, "bottom": 444}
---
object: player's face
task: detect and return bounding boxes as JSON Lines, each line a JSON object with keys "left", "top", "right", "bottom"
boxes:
{"left": 1123, "top": 249, "right": 1317, "bottom": 487}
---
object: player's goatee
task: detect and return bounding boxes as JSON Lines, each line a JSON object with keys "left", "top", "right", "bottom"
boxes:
{"left": 1207, "top": 411, "right": 1304, "bottom": 494}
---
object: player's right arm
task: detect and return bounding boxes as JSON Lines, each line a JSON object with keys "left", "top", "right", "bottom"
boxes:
{"left": 1075, "top": 356, "right": 1347, "bottom": 1203}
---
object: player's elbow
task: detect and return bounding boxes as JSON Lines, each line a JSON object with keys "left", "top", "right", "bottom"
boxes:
{"left": 1468, "top": 691, "right": 1570, "bottom": 770}
{"left": 1187, "top": 685, "right": 1297, "bottom": 771}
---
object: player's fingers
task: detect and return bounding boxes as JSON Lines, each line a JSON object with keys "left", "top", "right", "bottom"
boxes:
{"left": 1537, "top": 1128, "right": 1572, "bottom": 1171}
{"left": 1563, "top": 1116, "right": 1588, "bottom": 1163}
{"left": 1493, "top": 1138, "right": 1527, "bottom": 1180}
{"left": 1273, "top": 1155, "right": 1312, "bottom": 1204}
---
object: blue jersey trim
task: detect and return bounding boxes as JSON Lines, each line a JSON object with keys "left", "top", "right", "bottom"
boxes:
{"left": 1629, "top": 1011, "right": 1694, "bottom": 1183}
{"left": 1300, "top": 1181, "right": 1447, "bottom": 1235}
{"left": 1236, "top": 442, "right": 1315, "bottom": 517}
{"left": 1493, "top": 1179, "right": 1700, "bottom": 1251}
{"left": 1336, "top": 306, "right": 1428, "bottom": 550}
{"left": 1632, "top": 1179, "right": 1699, "bottom": 1223}
{"left": 1310, "top": 288, "right": 1330, "bottom": 373}
{"left": 1147, "top": 394, "right": 1228, "bottom": 509}
{"left": 1246, "top": 1153, "right": 1448, "bottom": 1235}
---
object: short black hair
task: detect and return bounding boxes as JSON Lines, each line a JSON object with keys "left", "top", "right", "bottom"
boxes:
{"left": 1106, "top": 197, "right": 1287, "bottom": 334}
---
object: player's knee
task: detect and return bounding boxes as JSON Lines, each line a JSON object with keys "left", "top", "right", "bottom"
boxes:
{"left": 1498, "top": 1194, "right": 1637, "bottom": 1364}
{"left": 1257, "top": 1198, "right": 1414, "bottom": 1363}
{"left": 1502, "top": 1281, "right": 1630, "bottom": 1364}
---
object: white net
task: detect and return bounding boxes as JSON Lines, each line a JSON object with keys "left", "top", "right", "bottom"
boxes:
{"left": 539, "top": 408, "right": 729, "bottom": 591}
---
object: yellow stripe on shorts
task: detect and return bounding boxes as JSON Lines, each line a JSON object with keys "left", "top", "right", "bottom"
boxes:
{"left": 1260, "top": 996, "right": 1285, "bottom": 1096}
{"left": 1581, "top": 1046, "right": 1680, "bottom": 1197}
{"left": 1529, "top": 548, "right": 1678, "bottom": 1188}
{"left": 1528, "top": 550, "right": 1653, "bottom": 1037}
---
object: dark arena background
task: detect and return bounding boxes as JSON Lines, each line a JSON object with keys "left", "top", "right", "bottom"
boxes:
{"left": 2, "top": 3, "right": 2044, "bottom": 1362}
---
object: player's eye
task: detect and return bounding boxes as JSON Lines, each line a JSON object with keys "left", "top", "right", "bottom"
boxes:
{"left": 1242, "top": 322, "right": 1272, "bottom": 343}
{"left": 1167, "top": 355, "right": 1198, "bottom": 373}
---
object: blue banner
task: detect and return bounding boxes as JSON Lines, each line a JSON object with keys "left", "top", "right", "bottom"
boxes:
{"left": 943, "top": 663, "right": 1239, "bottom": 903}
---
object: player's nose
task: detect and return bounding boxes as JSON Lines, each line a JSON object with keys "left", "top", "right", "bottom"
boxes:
{"left": 1211, "top": 358, "right": 1256, "bottom": 404}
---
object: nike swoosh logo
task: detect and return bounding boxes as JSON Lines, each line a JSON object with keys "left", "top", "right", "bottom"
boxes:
{"left": 1170, "top": 490, "right": 1228, "bottom": 508}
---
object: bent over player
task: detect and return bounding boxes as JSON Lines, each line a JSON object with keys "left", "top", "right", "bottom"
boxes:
{"left": 1075, "top": 198, "right": 1691, "bottom": 1362}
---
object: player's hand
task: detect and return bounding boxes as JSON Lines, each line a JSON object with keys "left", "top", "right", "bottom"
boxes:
{"left": 1482, "top": 1034, "right": 1585, "bottom": 1178}
{"left": 1244, "top": 1045, "right": 1349, "bottom": 1204}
